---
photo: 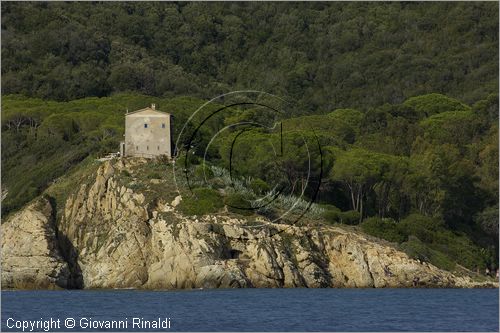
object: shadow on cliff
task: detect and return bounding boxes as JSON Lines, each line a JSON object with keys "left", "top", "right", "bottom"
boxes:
{"left": 47, "top": 195, "right": 84, "bottom": 289}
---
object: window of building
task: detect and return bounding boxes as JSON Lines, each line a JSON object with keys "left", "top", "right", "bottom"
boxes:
{"left": 157, "top": 146, "right": 160, "bottom": 150}
{"left": 144, "top": 124, "right": 148, "bottom": 128}
{"left": 162, "top": 123, "right": 166, "bottom": 128}
{"left": 136, "top": 146, "right": 138, "bottom": 150}
{"left": 147, "top": 146, "right": 149, "bottom": 151}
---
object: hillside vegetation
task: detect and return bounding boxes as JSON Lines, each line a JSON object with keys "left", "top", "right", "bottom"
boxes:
{"left": 1, "top": 2, "right": 498, "bottom": 275}
{"left": 2, "top": 92, "right": 498, "bottom": 273}
{"left": 1, "top": 2, "right": 498, "bottom": 111}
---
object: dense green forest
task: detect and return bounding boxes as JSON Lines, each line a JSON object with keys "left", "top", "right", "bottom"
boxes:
{"left": 1, "top": 2, "right": 498, "bottom": 272}
{"left": 1, "top": 2, "right": 498, "bottom": 110}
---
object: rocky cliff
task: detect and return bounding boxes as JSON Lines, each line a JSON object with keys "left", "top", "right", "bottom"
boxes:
{"left": 1, "top": 159, "right": 496, "bottom": 289}
{"left": 1, "top": 197, "right": 70, "bottom": 289}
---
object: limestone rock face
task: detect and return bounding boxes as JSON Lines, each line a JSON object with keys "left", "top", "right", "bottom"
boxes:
{"left": 59, "top": 161, "right": 150, "bottom": 288}
{"left": 1, "top": 197, "right": 70, "bottom": 289}
{"left": 4, "top": 159, "right": 497, "bottom": 289}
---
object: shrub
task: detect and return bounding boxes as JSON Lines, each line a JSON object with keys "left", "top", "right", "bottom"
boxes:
{"left": 256, "top": 205, "right": 279, "bottom": 220}
{"left": 323, "top": 210, "right": 340, "bottom": 223}
{"left": 339, "top": 210, "right": 361, "bottom": 225}
{"left": 432, "top": 230, "right": 488, "bottom": 270}
{"left": 401, "top": 236, "right": 431, "bottom": 261}
{"left": 268, "top": 193, "right": 325, "bottom": 219}
{"left": 177, "top": 187, "right": 223, "bottom": 216}
{"left": 361, "top": 217, "right": 406, "bottom": 243}
{"left": 397, "top": 213, "right": 488, "bottom": 270}
{"left": 194, "top": 164, "right": 214, "bottom": 180}
{"left": 397, "top": 213, "right": 443, "bottom": 243}
{"left": 400, "top": 236, "right": 456, "bottom": 271}
{"left": 250, "top": 178, "right": 270, "bottom": 195}
{"left": 316, "top": 209, "right": 360, "bottom": 225}
{"left": 148, "top": 172, "right": 162, "bottom": 179}
{"left": 320, "top": 204, "right": 341, "bottom": 224}
{"left": 224, "top": 193, "right": 254, "bottom": 216}
{"left": 120, "top": 170, "right": 131, "bottom": 177}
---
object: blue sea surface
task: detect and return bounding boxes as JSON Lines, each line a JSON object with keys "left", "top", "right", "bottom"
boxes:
{"left": 1, "top": 288, "right": 498, "bottom": 332}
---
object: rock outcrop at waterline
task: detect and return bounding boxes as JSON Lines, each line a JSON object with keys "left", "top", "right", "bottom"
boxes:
{"left": 1, "top": 159, "right": 496, "bottom": 289}
{"left": 1, "top": 198, "right": 70, "bottom": 289}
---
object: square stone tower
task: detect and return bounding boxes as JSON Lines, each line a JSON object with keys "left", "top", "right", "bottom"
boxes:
{"left": 121, "top": 104, "right": 172, "bottom": 158}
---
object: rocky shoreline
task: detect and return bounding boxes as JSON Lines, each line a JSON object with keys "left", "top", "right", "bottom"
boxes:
{"left": 2, "top": 160, "right": 498, "bottom": 290}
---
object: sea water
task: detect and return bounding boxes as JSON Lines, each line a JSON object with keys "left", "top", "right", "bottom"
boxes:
{"left": 1, "top": 288, "right": 498, "bottom": 331}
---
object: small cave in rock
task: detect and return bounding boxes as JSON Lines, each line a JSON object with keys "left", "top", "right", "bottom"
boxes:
{"left": 229, "top": 249, "right": 242, "bottom": 259}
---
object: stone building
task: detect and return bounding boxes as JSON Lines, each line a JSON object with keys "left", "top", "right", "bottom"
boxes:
{"left": 120, "top": 104, "right": 172, "bottom": 158}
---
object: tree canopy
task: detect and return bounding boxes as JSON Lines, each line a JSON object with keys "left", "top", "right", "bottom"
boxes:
{"left": 1, "top": 2, "right": 498, "bottom": 112}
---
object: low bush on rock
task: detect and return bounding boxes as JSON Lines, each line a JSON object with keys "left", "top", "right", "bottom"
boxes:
{"left": 177, "top": 187, "right": 223, "bottom": 216}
